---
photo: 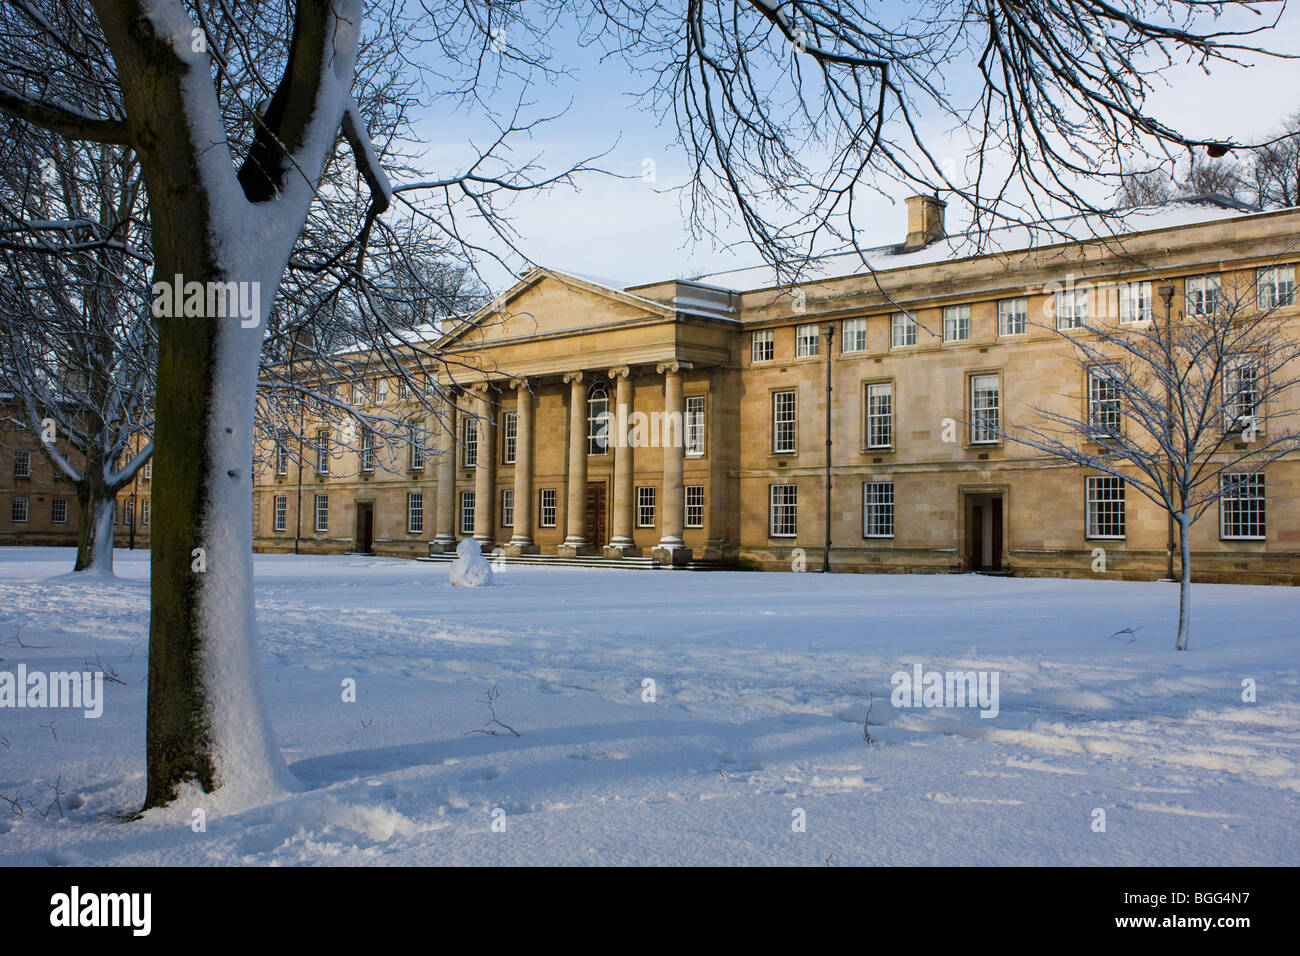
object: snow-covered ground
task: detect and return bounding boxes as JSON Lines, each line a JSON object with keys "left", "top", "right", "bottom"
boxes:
{"left": 0, "top": 547, "right": 1296, "bottom": 866}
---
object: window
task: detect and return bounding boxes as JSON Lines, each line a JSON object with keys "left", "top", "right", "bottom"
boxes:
{"left": 125, "top": 499, "right": 134, "bottom": 527}
{"left": 890, "top": 311, "right": 917, "bottom": 347}
{"left": 769, "top": 484, "right": 797, "bottom": 537}
{"left": 142, "top": 499, "right": 149, "bottom": 526}
{"left": 685, "top": 485, "right": 704, "bottom": 529}
{"left": 460, "top": 491, "right": 475, "bottom": 535}
{"left": 865, "top": 382, "right": 893, "bottom": 449}
{"left": 1087, "top": 366, "right": 1122, "bottom": 437}
{"left": 143, "top": 462, "right": 151, "bottom": 480}
{"left": 462, "top": 417, "right": 478, "bottom": 467}
{"left": 1118, "top": 281, "right": 1153, "bottom": 324}
{"left": 359, "top": 427, "right": 374, "bottom": 472}
{"left": 685, "top": 396, "right": 706, "bottom": 457}
{"left": 942, "top": 305, "right": 970, "bottom": 342}
{"left": 12, "top": 497, "right": 28, "bottom": 523}
{"left": 863, "top": 481, "right": 894, "bottom": 538}
{"left": 408, "top": 492, "right": 424, "bottom": 534}
{"left": 796, "top": 323, "right": 820, "bottom": 358}
{"left": 1223, "top": 355, "right": 1260, "bottom": 430}
{"left": 1056, "top": 288, "right": 1088, "bottom": 329}
{"left": 316, "top": 430, "right": 330, "bottom": 475}
{"left": 409, "top": 423, "right": 425, "bottom": 470}
{"left": 969, "top": 373, "right": 1000, "bottom": 444}
{"left": 273, "top": 495, "right": 286, "bottom": 532}
{"left": 1085, "top": 476, "right": 1125, "bottom": 539}
{"left": 501, "top": 489, "right": 514, "bottom": 527}
{"left": 502, "top": 411, "right": 517, "bottom": 464}
{"left": 539, "top": 488, "right": 557, "bottom": 528}
{"left": 772, "top": 390, "right": 797, "bottom": 453}
{"left": 14, "top": 451, "right": 30, "bottom": 478}
{"left": 751, "top": 329, "right": 774, "bottom": 362}
{"left": 842, "top": 317, "right": 867, "bottom": 353}
{"left": 998, "top": 297, "right": 1027, "bottom": 336}
{"left": 314, "top": 494, "right": 328, "bottom": 533}
{"left": 1257, "top": 266, "right": 1295, "bottom": 310}
{"left": 397, "top": 378, "right": 409, "bottom": 400}
{"left": 352, "top": 382, "right": 367, "bottom": 405}
{"left": 637, "top": 486, "right": 656, "bottom": 527}
{"left": 51, "top": 498, "right": 68, "bottom": 525}
{"left": 1220, "top": 473, "right": 1265, "bottom": 540}
{"left": 588, "top": 383, "right": 609, "bottom": 455}
{"left": 375, "top": 378, "right": 388, "bottom": 403}
{"left": 275, "top": 435, "right": 289, "bottom": 476}
{"left": 425, "top": 371, "right": 437, "bottom": 395}
{"left": 1185, "top": 274, "right": 1220, "bottom": 316}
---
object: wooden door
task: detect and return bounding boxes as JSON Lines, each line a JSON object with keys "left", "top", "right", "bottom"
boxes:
{"left": 586, "top": 482, "right": 607, "bottom": 546}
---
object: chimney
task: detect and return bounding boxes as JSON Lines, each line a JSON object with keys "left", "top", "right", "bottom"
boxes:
{"left": 904, "top": 194, "right": 946, "bottom": 249}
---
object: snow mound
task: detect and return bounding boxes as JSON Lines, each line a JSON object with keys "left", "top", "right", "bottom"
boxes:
{"left": 449, "top": 539, "right": 494, "bottom": 588}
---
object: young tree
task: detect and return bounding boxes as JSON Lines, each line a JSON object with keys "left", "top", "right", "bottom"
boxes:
{"left": 0, "top": 132, "right": 155, "bottom": 574}
{"left": 1002, "top": 271, "right": 1300, "bottom": 650}
{"left": 0, "top": 0, "right": 1292, "bottom": 809}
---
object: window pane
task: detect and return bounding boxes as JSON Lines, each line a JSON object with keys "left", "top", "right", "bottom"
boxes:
{"left": 1086, "top": 476, "right": 1125, "bottom": 538}
{"left": 866, "top": 382, "right": 892, "bottom": 448}
{"left": 970, "top": 374, "right": 1000, "bottom": 443}
{"left": 864, "top": 481, "right": 894, "bottom": 537}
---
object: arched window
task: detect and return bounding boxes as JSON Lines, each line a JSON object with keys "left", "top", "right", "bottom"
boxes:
{"left": 587, "top": 383, "right": 609, "bottom": 454}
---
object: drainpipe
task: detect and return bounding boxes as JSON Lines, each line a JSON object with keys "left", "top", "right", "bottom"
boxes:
{"left": 822, "top": 324, "right": 834, "bottom": 573}
{"left": 1158, "top": 284, "right": 1176, "bottom": 581}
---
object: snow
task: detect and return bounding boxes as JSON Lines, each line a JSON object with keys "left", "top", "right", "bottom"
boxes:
{"left": 448, "top": 539, "right": 493, "bottom": 588}
{"left": 0, "top": 546, "right": 1296, "bottom": 865}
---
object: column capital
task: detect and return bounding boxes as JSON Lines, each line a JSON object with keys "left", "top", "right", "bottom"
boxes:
{"left": 607, "top": 365, "right": 632, "bottom": 380}
{"left": 469, "top": 381, "right": 492, "bottom": 396}
{"left": 656, "top": 360, "right": 693, "bottom": 376}
{"left": 562, "top": 370, "right": 585, "bottom": 386}
{"left": 507, "top": 375, "right": 531, "bottom": 391}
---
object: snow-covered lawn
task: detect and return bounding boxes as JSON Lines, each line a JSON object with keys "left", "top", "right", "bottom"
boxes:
{"left": 0, "top": 547, "right": 1296, "bottom": 866}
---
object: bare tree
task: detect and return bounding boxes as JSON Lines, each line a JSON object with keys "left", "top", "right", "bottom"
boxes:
{"left": 1251, "top": 109, "right": 1300, "bottom": 209}
{"left": 1116, "top": 170, "right": 1175, "bottom": 207}
{"left": 0, "top": 0, "right": 1293, "bottom": 809}
{"left": 1001, "top": 270, "right": 1300, "bottom": 650}
{"left": 0, "top": 129, "right": 154, "bottom": 574}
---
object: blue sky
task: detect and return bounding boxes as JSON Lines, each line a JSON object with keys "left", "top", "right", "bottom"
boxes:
{"left": 403, "top": 2, "right": 1300, "bottom": 291}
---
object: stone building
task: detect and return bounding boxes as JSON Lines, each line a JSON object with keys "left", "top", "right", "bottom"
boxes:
{"left": 249, "top": 196, "right": 1300, "bottom": 583}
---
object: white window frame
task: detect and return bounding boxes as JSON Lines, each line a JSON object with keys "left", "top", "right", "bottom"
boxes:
{"left": 1223, "top": 354, "right": 1260, "bottom": 431}
{"left": 751, "top": 329, "right": 774, "bottom": 363}
{"left": 685, "top": 395, "right": 706, "bottom": 458}
{"left": 772, "top": 390, "right": 797, "bottom": 454}
{"left": 539, "top": 488, "right": 557, "bottom": 528}
{"left": 501, "top": 489, "right": 514, "bottom": 528}
{"left": 316, "top": 430, "right": 330, "bottom": 475}
{"left": 359, "top": 427, "right": 375, "bottom": 472}
{"left": 969, "top": 373, "right": 1000, "bottom": 445}
{"left": 685, "top": 485, "right": 704, "bottom": 529}
{"left": 502, "top": 411, "right": 517, "bottom": 464}
{"left": 1118, "top": 281, "right": 1153, "bottom": 324}
{"left": 795, "top": 323, "right": 820, "bottom": 358}
{"left": 942, "top": 304, "right": 970, "bottom": 342}
{"left": 769, "top": 484, "right": 798, "bottom": 537}
{"left": 865, "top": 382, "right": 893, "bottom": 450}
{"left": 997, "top": 297, "right": 1027, "bottom": 336}
{"left": 141, "top": 498, "right": 149, "bottom": 526}
{"left": 1185, "top": 274, "right": 1221, "bottom": 316}
{"left": 1257, "top": 266, "right": 1295, "bottom": 310}
{"left": 1055, "top": 288, "right": 1088, "bottom": 329}
{"left": 52, "top": 497, "right": 69, "bottom": 525}
{"left": 1085, "top": 476, "right": 1126, "bottom": 540}
{"left": 462, "top": 416, "right": 478, "bottom": 468}
{"left": 1220, "top": 473, "right": 1265, "bottom": 540}
{"left": 12, "top": 497, "right": 28, "bottom": 523}
{"left": 314, "top": 494, "right": 328, "bottom": 534}
{"left": 409, "top": 422, "right": 425, "bottom": 470}
{"left": 275, "top": 436, "right": 289, "bottom": 476}
{"left": 587, "top": 383, "right": 609, "bottom": 455}
{"left": 890, "top": 311, "right": 917, "bottom": 348}
{"left": 273, "top": 495, "right": 286, "bottom": 532}
{"left": 375, "top": 378, "right": 388, "bottom": 403}
{"left": 1087, "top": 365, "right": 1122, "bottom": 437}
{"left": 863, "top": 481, "right": 895, "bottom": 538}
{"left": 841, "top": 317, "right": 867, "bottom": 353}
{"left": 460, "top": 490, "right": 476, "bottom": 535}
{"left": 14, "top": 451, "right": 30, "bottom": 479}
{"left": 636, "top": 486, "right": 656, "bottom": 528}
{"left": 408, "top": 491, "right": 424, "bottom": 534}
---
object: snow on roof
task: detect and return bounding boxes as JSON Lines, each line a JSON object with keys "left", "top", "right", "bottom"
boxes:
{"left": 681, "top": 196, "right": 1269, "bottom": 293}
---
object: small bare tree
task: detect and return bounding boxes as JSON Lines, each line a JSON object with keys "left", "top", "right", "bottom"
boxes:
{"left": 1002, "top": 270, "right": 1300, "bottom": 650}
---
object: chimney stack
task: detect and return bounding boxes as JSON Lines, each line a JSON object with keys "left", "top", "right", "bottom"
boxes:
{"left": 904, "top": 194, "right": 946, "bottom": 249}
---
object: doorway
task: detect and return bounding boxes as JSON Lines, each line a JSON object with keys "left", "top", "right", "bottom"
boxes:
{"left": 965, "top": 493, "right": 1003, "bottom": 572}
{"left": 355, "top": 501, "right": 375, "bottom": 554}
{"left": 586, "top": 481, "right": 607, "bottom": 546}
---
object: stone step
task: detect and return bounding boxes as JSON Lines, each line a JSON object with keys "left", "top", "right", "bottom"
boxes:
{"left": 418, "top": 551, "right": 725, "bottom": 571}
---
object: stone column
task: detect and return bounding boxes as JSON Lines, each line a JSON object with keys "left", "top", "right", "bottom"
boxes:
{"left": 431, "top": 394, "right": 457, "bottom": 553}
{"left": 653, "top": 361, "right": 692, "bottom": 567}
{"left": 471, "top": 383, "right": 495, "bottom": 546}
{"left": 506, "top": 378, "right": 538, "bottom": 555}
{"left": 558, "top": 371, "right": 594, "bottom": 556}
{"left": 604, "top": 366, "right": 638, "bottom": 557}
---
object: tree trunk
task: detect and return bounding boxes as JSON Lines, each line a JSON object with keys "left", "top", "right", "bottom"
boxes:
{"left": 1175, "top": 512, "right": 1192, "bottom": 651}
{"left": 73, "top": 484, "right": 116, "bottom": 574}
